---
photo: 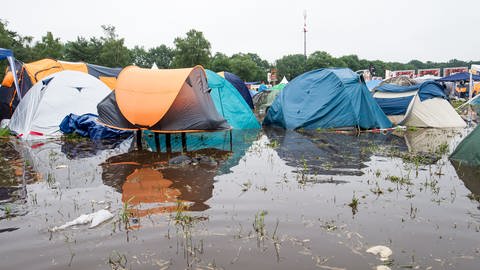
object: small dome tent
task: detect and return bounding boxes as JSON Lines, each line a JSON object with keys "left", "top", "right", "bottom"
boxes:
{"left": 9, "top": 71, "right": 111, "bottom": 140}
{"left": 206, "top": 70, "right": 260, "bottom": 129}
{"left": 373, "top": 81, "right": 466, "bottom": 127}
{"left": 263, "top": 68, "right": 392, "bottom": 130}
{"left": 97, "top": 66, "right": 229, "bottom": 132}
{"left": 217, "top": 71, "right": 254, "bottom": 109}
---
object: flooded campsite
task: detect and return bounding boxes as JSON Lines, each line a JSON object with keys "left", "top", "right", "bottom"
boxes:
{"left": 2, "top": 2, "right": 480, "bottom": 269}
{"left": 0, "top": 127, "right": 479, "bottom": 270}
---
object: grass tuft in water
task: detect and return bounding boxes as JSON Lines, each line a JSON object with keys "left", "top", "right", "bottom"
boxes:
{"left": 348, "top": 193, "right": 359, "bottom": 215}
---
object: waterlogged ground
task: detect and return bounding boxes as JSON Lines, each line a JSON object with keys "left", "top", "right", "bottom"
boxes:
{"left": 0, "top": 127, "right": 479, "bottom": 270}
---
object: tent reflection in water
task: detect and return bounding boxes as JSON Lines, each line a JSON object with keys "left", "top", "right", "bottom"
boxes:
{"left": 102, "top": 150, "right": 230, "bottom": 220}
{"left": 144, "top": 129, "right": 260, "bottom": 175}
{"left": 264, "top": 127, "right": 408, "bottom": 176}
{"left": 451, "top": 161, "right": 480, "bottom": 199}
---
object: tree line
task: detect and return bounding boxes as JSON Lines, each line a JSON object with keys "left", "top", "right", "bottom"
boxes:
{"left": 1, "top": 19, "right": 480, "bottom": 82}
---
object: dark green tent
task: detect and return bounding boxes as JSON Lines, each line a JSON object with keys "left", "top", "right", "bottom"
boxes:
{"left": 450, "top": 125, "right": 480, "bottom": 165}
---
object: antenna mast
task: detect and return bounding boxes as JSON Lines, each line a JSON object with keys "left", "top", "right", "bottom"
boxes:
{"left": 303, "top": 10, "right": 307, "bottom": 61}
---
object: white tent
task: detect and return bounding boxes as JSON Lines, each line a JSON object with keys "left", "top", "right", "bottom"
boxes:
{"left": 9, "top": 71, "right": 111, "bottom": 140}
{"left": 151, "top": 62, "right": 159, "bottom": 69}
{"left": 280, "top": 76, "right": 288, "bottom": 84}
{"left": 373, "top": 81, "right": 466, "bottom": 128}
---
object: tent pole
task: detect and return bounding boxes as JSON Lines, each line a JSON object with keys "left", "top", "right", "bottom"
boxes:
{"left": 7, "top": 56, "right": 21, "bottom": 101}
{"left": 229, "top": 129, "right": 233, "bottom": 152}
{"left": 181, "top": 132, "right": 187, "bottom": 153}
{"left": 166, "top": 133, "right": 172, "bottom": 154}
{"left": 154, "top": 132, "right": 161, "bottom": 152}
{"left": 136, "top": 130, "right": 142, "bottom": 150}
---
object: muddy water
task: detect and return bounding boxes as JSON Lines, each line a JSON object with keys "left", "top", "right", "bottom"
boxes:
{"left": 0, "top": 128, "right": 479, "bottom": 270}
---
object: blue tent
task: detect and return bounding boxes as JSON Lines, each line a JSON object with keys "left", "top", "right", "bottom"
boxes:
{"left": 206, "top": 70, "right": 260, "bottom": 129}
{"left": 373, "top": 81, "right": 446, "bottom": 116}
{"left": 436, "top": 72, "right": 480, "bottom": 82}
{"left": 263, "top": 68, "right": 392, "bottom": 130}
{"left": 220, "top": 71, "right": 254, "bottom": 109}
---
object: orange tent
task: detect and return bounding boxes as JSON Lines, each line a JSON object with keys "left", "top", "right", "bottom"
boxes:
{"left": 98, "top": 66, "right": 230, "bottom": 133}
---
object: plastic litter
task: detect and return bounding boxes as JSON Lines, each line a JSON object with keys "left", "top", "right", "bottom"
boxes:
{"left": 366, "top": 245, "right": 393, "bottom": 261}
{"left": 50, "top": 209, "right": 114, "bottom": 232}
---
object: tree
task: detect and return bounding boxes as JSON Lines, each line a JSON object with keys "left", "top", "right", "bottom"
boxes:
{"left": 147, "top": 45, "right": 173, "bottom": 68}
{"left": 98, "top": 25, "right": 131, "bottom": 67}
{"left": 306, "top": 51, "right": 345, "bottom": 70}
{"left": 172, "top": 29, "right": 211, "bottom": 68}
{"left": 130, "top": 45, "right": 149, "bottom": 67}
{"left": 208, "top": 52, "right": 231, "bottom": 72}
{"left": 338, "top": 54, "right": 365, "bottom": 72}
{"left": 32, "top": 31, "right": 64, "bottom": 59}
{"left": 229, "top": 54, "right": 265, "bottom": 82}
{"left": 276, "top": 54, "right": 306, "bottom": 80}
{"left": 0, "top": 19, "right": 35, "bottom": 77}
{"left": 64, "top": 36, "right": 103, "bottom": 63}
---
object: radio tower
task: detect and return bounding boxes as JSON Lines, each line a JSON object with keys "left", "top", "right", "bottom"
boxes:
{"left": 303, "top": 10, "right": 307, "bottom": 61}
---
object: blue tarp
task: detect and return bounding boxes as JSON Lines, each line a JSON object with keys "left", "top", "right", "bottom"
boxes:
{"left": 206, "top": 70, "right": 260, "bottom": 129}
{"left": 263, "top": 68, "right": 392, "bottom": 130}
{"left": 375, "top": 96, "right": 414, "bottom": 115}
{"left": 86, "top": 64, "right": 122, "bottom": 78}
{"left": 374, "top": 81, "right": 447, "bottom": 116}
{"left": 436, "top": 72, "right": 480, "bottom": 82}
{"left": 60, "top": 113, "right": 133, "bottom": 140}
{"left": 223, "top": 71, "right": 254, "bottom": 109}
{"left": 375, "top": 81, "right": 446, "bottom": 101}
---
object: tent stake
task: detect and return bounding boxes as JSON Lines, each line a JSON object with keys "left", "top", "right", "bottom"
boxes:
{"left": 181, "top": 132, "right": 187, "bottom": 153}
{"left": 136, "top": 130, "right": 142, "bottom": 150}
{"left": 154, "top": 132, "right": 161, "bottom": 152}
{"left": 166, "top": 133, "right": 172, "bottom": 154}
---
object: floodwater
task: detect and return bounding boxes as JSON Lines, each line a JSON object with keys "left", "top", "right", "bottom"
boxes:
{"left": 0, "top": 127, "right": 479, "bottom": 270}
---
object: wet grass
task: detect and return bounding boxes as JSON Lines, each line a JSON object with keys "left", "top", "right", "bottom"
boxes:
{"left": 347, "top": 193, "right": 359, "bottom": 215}
{"left": 0, "top": 127, "right": 10, "bottom": 137}
{"left": 61, "top": 132, "right": 89, "bottom": 142}
{"left": 451, "top": 99, "right": 466, "bottom": 109}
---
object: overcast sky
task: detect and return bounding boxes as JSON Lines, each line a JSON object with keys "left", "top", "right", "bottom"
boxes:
{"left": 2, "top": 0, "right": 479, "bottom": 64}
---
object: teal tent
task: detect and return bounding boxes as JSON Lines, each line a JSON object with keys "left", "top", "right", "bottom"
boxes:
{"left": 450, "top": 125, "right": 480, "bottom": 166}
{"left": 264, "top": 68, "right": 392, "bottom": 130}
{"left": 206, "top": 70, "right": 260, "bottom": 129}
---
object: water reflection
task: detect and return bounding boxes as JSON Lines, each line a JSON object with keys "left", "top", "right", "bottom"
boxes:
{"left": 0, "top": 141, "right": 36, "bottom": 219}
{"left": 399, "top": 128, "right": 461, "bottom": 154}
{"left": 12, "top": 138, "right": 132, "bottom": 189}
{"left": 265, "top": 127, "right": 408, "bottom": 176}
{"left": 143, "top": 129, "right": 260, "bottom": 175}
{"left": 451, "top": 161, "right": 480, "bottom": 197}
{"left": 102, "top": 149, "right": 230, "bottom": 217}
